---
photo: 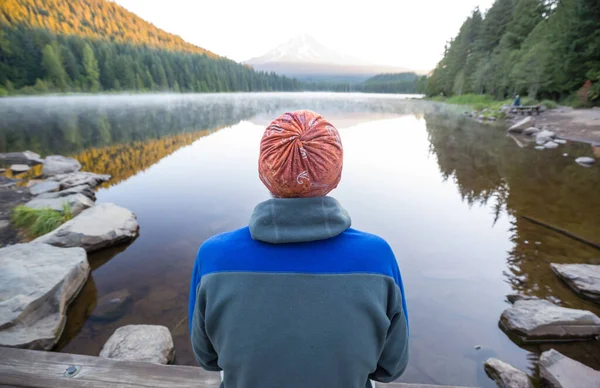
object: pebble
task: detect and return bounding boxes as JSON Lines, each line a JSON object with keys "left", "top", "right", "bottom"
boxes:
{"left": 535, "top": 241, "right": 541, "bottom": 245}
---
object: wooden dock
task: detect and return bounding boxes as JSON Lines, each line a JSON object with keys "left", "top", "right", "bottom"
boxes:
{"left": 0, "top": 347, "right": 473, "bottom": 388}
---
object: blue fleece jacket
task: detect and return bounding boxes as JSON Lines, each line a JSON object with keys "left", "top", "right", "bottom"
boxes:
{"left": 189, "top": 197, "right": 409, "bottom": 388}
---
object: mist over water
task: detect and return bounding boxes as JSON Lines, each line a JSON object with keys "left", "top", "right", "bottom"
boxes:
{"left": 2, "top": 93, "right": 599, "bottom": 387}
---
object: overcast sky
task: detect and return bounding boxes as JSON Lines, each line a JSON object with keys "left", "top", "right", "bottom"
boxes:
{"left": 113, "top": 0, "right": 495, "bottom": 71}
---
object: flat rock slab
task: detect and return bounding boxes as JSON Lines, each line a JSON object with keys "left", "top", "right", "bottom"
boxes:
{"left": 42, "top": 156, "right": 82, "bottom": 176}
{"left": 551, "top": 264, "right": 600, "bottom": 304}
{"left": 540, "top": 349, "right": 600, "bottom": 388}
{"left": 484, "top": 358, "right": 533, "bottom": 388}
{"left": 576, "top": 156, "right": 596, "bottom": 167}
{"left": 0, "top": 243, "right": 89, "bottom": 350}
{"left": 523, "top": 127, "right": 540, "bottom": 136}
{"left": 29, "top": 181, "right": 61, "bottom": 196}
{"left": 0, "top": 151, "right": 43, "bottom": 166}
{"left": 536, "top": 130, "right": 556, "bottom": 144}
{"left": 10, "top": 164, "right": 31, "bottom": 173}
{"left": 99, "top": 325, "right": 175, "bottom": 364}
{"left": 33, "top": 203, "right": 139, "bottom": 252}
{"left": 500, "top": 298, "right": 600, "bottom": 341}
{"left": 37, "top": 184, "right": 96, "bottom": 201}
{"left": 24, "top": 193, "right": 94, "bottom": 216}
{"left": 508, "top": 117, "right": 535, "bottom": 133}
{"left": 48, "top": 171, "right": 110, "bottom": 189}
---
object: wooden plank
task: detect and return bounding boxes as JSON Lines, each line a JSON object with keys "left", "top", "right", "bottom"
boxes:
{"left": 0, "top": 347, "right": 473, "bottom": 388}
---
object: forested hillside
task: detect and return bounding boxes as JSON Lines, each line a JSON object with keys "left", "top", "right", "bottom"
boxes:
{"left": 0, "top": 0, "right": 300, "bottom": 94}
{"left": 363, "top": 73, "right": 428, "bottom": 94}
{"left": 426, "top": 0, "right": 600, "bottom": 105}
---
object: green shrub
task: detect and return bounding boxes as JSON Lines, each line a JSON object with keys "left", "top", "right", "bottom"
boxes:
{"left": 540, "top": 100, "right": 558, "bottom": 109}
{"left": 11, "top": 203, "right": 73, "bottom": 238}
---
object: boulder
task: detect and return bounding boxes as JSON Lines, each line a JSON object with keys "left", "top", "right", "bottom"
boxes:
{"left": 99, "top": 325, "right": 174, "bottom": 364}
{"left": 575, "top": 157, "right": 596, "bottom": 167}
{"left": 29, "top": 181, "right": 61, "bottom": 196}
{"left": 91, "top": 289, "right": 133, "bottom": 322}
{"left": 551, "top": 264, "right": 600, "bottom": 303}
{"left": 24, "top": 193, "right": 94, "bottom": 216}
{"left": 523, "top": 127, "right": 540, "bottom": 136}
{"left": 33, "top": 203, "right": 138, "bottom": 252}
{"left": 484, "top": 358, "right": 533, "bottom": 388}
{"left": 0, "top": 151, "right": 43, "bottom": 166}
{"left": 544, "top": 141, "right": 560, "bottom": 149}
{"left": 42, "top": 156, "right": 81, "bottom": 176}
{"left": 536, "top": 130, "right": 556, "bottom": 144}
{"left": 540, "top": 349, "right": 600, "bottom": 388}
{"left": 500, "top": 297, "right": 600, "bottom": 341}
{"left": 48, "top": 171, "right": 110, "bottom": 189}
{"left": 0, "top": 243, "right": 89, "bottom": 350}
{"left": 508, "top": 117, "right": 536, "bottom": 133}
{"left": 10, "top": 164, "right": 30, "bottom": 174}
{"left": 37, "top": 184, "right": 96, "bottom": 201}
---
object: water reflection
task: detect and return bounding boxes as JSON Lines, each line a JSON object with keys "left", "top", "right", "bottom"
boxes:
{"left": 2, "top": 94, "right": 600, "bottom": 387}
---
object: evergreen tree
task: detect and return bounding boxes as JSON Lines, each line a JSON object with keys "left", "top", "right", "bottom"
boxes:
{"left": 41, "top": 44, "right": 68, "bottom": 90}
{"left": 82, "top": 43, "right": 100, "bottom": 92}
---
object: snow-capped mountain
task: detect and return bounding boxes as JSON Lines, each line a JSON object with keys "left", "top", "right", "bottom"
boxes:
{"left": 245, "top": 35, "right": 413, "bottom": 80}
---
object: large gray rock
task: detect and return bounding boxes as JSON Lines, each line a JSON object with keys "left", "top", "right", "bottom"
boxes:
{"left": 99, "top": 325, "right": 174, "bottom": 364}
{"left": 544, "top": 141, "right": 560, "bottom": 149}
{"left": 523, "top": 127, "right": 540, "bottom": 136}
{"left": 484, "top": 358, "right": 533, "bottom": 388}
{"left": 0, "top": 243, "right": 89, "bottom": 350}
{"left": 551, "top": 264, "right": 600, "bottom": 303}
{"left": 508, "top": 117, "right": 535, "bottom": 133}
{"left": 33, "top": 203, "right": 138, "bottom": 252}
{"left": 500, "top": 297, "right": 600, "bottom": 341}
{"left": 48, "top": 171, "right": 110, "bottom": 189}
{"left": 37, "top": 184, "right": 96, "bottom": 201}
{"left": 540, "top": 349, "right": 600, "bottom": 388}
{"left": 575, "top": 157, "right": 596, "bottom": 167}
{"left": 536, "top": 129, "right": 556, "bottom": 144}
{"left": 42, "top": 156, "right": 82, "bottom": 176}
{"left": 24, "top": 193, "right": 94, "bottom": 216}
{"left": 10, "top": 164, "right": 31, "bottom": 173}
{"left": 29, "top": 181, "right": 61, "bottom": 196}
{"left": 0, "top": 151, "right": 43, "bottom": 166}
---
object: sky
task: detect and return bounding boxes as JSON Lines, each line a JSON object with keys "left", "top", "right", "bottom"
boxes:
{"left": 113, "top": 0, "right": 495, "bottom": 72}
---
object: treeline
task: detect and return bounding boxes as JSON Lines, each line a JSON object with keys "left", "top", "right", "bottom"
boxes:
{"left": 362, "top": 73, "right": 428, "bottom": 94}
{"left": 426, "top": 0, "right": 600, "bottom": 105}
{"left": 0, "top": 25, "right": 301, "bottom": 94}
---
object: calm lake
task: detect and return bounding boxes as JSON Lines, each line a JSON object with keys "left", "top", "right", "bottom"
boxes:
{"left": 1, "top": 93, "right": 600, "bottom": 387}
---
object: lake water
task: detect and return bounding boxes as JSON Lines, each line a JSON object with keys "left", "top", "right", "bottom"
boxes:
{"left": 1, "top": 93, "right": 600, "bottom": 387}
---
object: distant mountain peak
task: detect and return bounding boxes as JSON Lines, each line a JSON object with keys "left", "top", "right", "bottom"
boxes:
{"left": 246, "top": 35, "right": 363, "bottom": 66}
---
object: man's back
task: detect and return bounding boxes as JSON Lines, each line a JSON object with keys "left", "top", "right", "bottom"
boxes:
{"left": 189, "top": 198, "right": 409, "bottom": 388}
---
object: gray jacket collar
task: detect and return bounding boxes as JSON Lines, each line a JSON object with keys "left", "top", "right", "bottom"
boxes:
{"left": 249, "top": 197, "right": 351, "bottom": 244}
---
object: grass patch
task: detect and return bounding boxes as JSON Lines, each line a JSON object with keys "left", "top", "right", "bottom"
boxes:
{"left": 11, "top": 203, "right": 73, "bottom": 238}
{"left": 429, "top": 93, "right": 560, "bottom": 112}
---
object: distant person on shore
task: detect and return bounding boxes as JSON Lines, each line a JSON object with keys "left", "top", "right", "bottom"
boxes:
{"left": 513, "top": 94, "right": 521, "bottom": 106}
{"left": 189, "top": 110, "right": 409, "bottom": 388}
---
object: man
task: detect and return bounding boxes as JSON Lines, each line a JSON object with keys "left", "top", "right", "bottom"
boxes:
{"left": 513, "top": 94, "right": 521, "bottom": 107}
{"left": 189, "top": 110, "right": 409, "bottom": 388}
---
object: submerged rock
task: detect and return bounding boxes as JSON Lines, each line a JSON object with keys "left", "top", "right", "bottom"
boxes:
{"left": 500, "top": 297, "right": 600, "bottom": 341}
{"left": 24, "top": 193, "right": 94, "bottom": 216}
{"left": 575, "top": 157, "right": 596, "bottom": 167}
{"left": 508, "top": 117, "right": 535, "bottom": 133}
{"left": 0, "top": 243, "right": 89, "bottom": 350}
{"left": 523, "top": 127, "right": 540, "bottom": 136}
{"left": 544, "top": 141, "right": 560, "bottom": 149}
{"left": 540, "top": 349, "right": 600, "bottom": 388}
{"left": 535, "top": 146, "right": 545, "bottom": 150}
{"left": 34, "top": 203, "right": 138, "bottom": 252}
{"left": 0, "top": 151, "right": 43, "bottom": 166}
{"left": 49, "top": 171, "right": 110, "bottom": 189}
{"left": 554, "top": 139, "right": 567, "bottom": 144}
{"left": 37, "top": 184, "right": 96, "bottom": 201}
{"left": 551, "top": 264, "right": 600, "bottom": 304}
{"left": 99, "top": 325, "right": 174, "bottom": 364}
{"left": 91, "top": 289, "right": 133, "bottom": 322}
{"left": 29, "top": 181, "right": 61, "bottom": 196}
{"left": 42, "top": 156, "right": 82, "bottom": 176}
{"left": 536, "top": 130, "right": 556, "bottom": 144}
{"left": 484, "top": 358, "right": 533, "bottom": 388}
